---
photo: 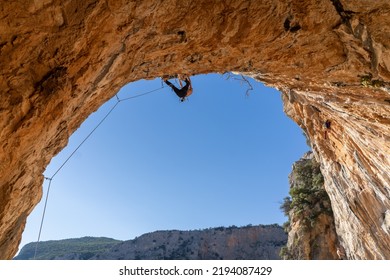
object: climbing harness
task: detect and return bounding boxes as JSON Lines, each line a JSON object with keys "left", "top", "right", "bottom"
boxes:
{"left": 33, "top": 85, "right": 165, "bottom": 259}
{"left": 163, "top": 75, "right": 193, "bottom": 103}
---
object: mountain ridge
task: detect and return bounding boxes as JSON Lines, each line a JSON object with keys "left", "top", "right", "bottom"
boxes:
{"left": 15, "top": 224, "right": 286, "bottom": 260}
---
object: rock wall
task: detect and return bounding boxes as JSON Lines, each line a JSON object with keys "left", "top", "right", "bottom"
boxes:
{"left": 94, "top": 225, "right": 286, "bottom": 260}
{"left": 0, "top": 0, "right": 389, "bottom": 259}
{"left": 16, "top": 225, "right": 286, "bottom": 260}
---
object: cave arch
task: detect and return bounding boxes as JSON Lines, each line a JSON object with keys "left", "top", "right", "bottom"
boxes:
{"left": 20, "top": 75, "right": 307, "bottom": 254}
{"left": 1, "top": 0, "right": 389, "bottom": 259}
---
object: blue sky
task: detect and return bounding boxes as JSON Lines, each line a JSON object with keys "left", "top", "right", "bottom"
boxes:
{"left": 18, "top": 73, "right": 308, "bottom": 252}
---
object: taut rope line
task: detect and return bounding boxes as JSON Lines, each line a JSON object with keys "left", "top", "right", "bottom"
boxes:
{"left": 33, "top": 85, "right": 165, "bottom": 259}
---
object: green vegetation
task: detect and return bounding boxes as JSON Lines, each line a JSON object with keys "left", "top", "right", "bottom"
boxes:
{"left": 280, "top": 196, "right": 292, "bottom": 217}
{"left": 360, "top": 73, "right": 385, "bottom": 88}
{"left": 14, "top": 237, "right": 121, "bottom": 260}
{"left": 279, "top": 155, "right": 333, "bottom": 259}
{"left": 289, "top": 158, "right": 332, "bottom": 228}
{"left": 15, "top": 225, "right": 287, "bottom": 260}
{"left": 281, "top": 157, "right": 332, "bottom": 229}
{"left": 279, "top": 246, "right": 290, "bottom": 259}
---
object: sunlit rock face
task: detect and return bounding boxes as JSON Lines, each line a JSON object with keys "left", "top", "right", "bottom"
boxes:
{"left": 0, "top": 0, "right": 389, "bottom": 259}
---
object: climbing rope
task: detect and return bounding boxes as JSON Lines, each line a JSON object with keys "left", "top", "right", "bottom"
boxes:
{"left": 33, "top": 85, "right": 165, "bottom": 259}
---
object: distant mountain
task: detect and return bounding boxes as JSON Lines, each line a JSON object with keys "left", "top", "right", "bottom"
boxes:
{"left": 14, "top": 236, "right": 121, "bottom": 260}
{"left": 15, "top": 224, "right": 287, "bottom": 260}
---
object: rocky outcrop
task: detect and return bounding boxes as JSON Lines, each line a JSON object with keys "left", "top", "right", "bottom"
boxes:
{"left": 1, "top": 0, "right": 389, "bottom": 259}
{"left": 281, "top": 152, "right": 339, "bottom": 259}
{"left": 15, "top": 225, "right": 286, "bottom": 260}
{"left": 97, "top": 225, "right": 286, "bottom": 260}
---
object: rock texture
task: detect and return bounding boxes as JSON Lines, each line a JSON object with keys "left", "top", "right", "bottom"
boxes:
{"left": 97, "top": 225, "right": 286, "bottom": 260}
{"left": 281, "top": 152, "right": 339, "bottom": 260}
{"left": 15, "top": 225, "right": 286, "bottom": 260}
{"left": 0, "top": 0, "right": 389, "bottom": 259}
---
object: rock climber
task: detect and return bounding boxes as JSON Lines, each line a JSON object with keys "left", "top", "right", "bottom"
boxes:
{"left": 163, "top": 75, "right": 192, "bottom": 102}
{"left": 324, "top": 120, "right": 331, "bottom": 139}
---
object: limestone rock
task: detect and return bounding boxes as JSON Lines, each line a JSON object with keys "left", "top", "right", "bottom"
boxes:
{"left": 1, "top": 0, "right": 390, "bottom": 259}
{"left": 15, "top": 225, "right": 286, "bottom": 260}
{"left": 98, "top": 225, "right": 286, "bottom": 260}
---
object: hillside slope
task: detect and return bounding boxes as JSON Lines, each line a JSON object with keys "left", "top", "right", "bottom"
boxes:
{"left": 15, "top": 225, "right": 286, "bottom": 260}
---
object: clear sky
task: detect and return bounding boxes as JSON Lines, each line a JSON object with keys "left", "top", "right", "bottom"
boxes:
{"left": 18, "top": 73, "right": 308, "bottom": 252}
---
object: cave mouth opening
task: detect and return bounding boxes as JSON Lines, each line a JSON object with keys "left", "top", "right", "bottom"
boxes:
{"left": 18, "top": 73, "right": 308, "bottom": 252}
